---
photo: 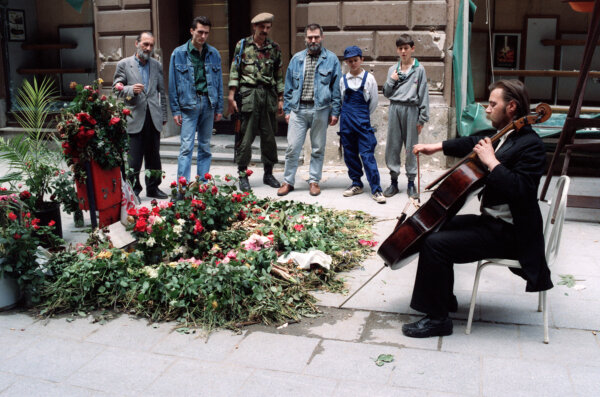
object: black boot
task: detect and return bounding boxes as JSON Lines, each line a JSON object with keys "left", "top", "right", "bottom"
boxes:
{"left": 383, "top": 179, "right": 399, "bottom": 197}
{"left": 238, "top": 167, "right": 251, "bottom": 191}
{"left": 263, "top": 165, "right": 280, "bottom": 188}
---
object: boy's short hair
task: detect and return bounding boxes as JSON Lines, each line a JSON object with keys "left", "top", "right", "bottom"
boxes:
{"left": 396, "top": 34, "right": 414, "bottom": 48}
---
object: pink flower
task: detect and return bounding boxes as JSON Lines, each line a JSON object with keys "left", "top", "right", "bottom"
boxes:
{"left": 114, "top": 82, "right": 124, "bottom": 91}
{"left": 211, "top": 185, "right": 218, "bottom": 195}
{"left": 48, "top": 220, "right": 56, "bottom": 227}
{"left": 293, "top": 224, "right": 304, "bottom": 232}
{"left": 178, "top": 176, "right": 187, "bottom": 187}
{"left": 358, "top": 239, "right": 378, "bottom": 247}
{"left": 258, "top": 216, "right": 265, "bottom": 220}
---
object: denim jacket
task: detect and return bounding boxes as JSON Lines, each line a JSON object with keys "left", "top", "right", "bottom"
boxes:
{"left": 168, "top": 41, "right": 223, "bottom": 116}
{"left": 283, "top": 48, "right": 341, "bottom": 117}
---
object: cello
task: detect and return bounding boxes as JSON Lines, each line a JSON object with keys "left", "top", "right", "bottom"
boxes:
{"left": 377, "top": 103, "right": 552, "bottom": 269}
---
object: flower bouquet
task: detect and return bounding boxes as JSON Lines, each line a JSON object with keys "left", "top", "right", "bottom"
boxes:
{"left": 57, "top": 79, "right": 131, "bottom": 226}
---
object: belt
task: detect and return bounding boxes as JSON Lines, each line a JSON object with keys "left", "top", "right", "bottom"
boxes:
{"left": 241, "top": 83, "right": 272, "bottom": 89}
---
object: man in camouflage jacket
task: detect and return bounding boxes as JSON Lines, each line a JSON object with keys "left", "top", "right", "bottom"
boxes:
{"left": 227, "top": 12, "right": 284, "bottom": 191}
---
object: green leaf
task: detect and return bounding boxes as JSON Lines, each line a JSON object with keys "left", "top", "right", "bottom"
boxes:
{"left": 119, "top": 280, "right": 128, "bottom": 288}
{"left": 374, "top": 353, "right": 394, "bottom": 366}
{"left": 558, "top": 274, "right": 576, "bottom": 288}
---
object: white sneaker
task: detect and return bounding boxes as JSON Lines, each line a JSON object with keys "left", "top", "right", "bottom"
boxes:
{"left": 372, "top": 191, "right": 386, "bottom": 204}
{"left": 343, "top": 185, "right": 364, "bottom": 197}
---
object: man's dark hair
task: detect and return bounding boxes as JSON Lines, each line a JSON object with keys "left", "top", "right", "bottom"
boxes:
{"left": 191, "top": 16, "right": 211, "bottom": 29}
{"left": 396, "top": 34, "right": 414, "bottom": 47}
{"left": 488, "top": 79, "right": 530, "bottom": 119}
{"left": 136, "top": 31, "right": 154, "bottom": 42}
{"left": 304, "top": 23, "right": 323, "bottom": 36}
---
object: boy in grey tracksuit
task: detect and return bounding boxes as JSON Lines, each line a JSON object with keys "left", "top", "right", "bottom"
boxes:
{"left": 382, "top": 34, "right": 429, "bottom": 198}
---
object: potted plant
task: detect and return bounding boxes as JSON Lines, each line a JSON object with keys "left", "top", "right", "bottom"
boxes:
{"left": 57, "top": 79, "right": 130, "bottom": 227}
{"left": 0, "top": 191, "right": 61, "bottom": 309}
{"left": 0, "top": 77, "right": 64, "bottom": 237}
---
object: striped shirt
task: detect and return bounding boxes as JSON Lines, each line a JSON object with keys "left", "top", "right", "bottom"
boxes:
{"left": 301, "top": 53, "right": 319, "bottom": 102}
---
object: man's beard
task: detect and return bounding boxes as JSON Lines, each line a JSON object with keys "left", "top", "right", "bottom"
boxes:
{"left": 137, "top": 47, "right": 153, "bottom": 61}
{"left": 306, "top": 41, "right": 322, "bottom": 54}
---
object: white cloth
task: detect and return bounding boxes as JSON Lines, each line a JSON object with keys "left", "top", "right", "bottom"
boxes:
{"left": 277, "top": 249, "right": 332, "bottom": 270}
{"left": 339, "top": 70, "right": 378, "bottom": 115}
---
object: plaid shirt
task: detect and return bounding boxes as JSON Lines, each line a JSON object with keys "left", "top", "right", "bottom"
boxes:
{"left": 301, "top": 53, "right": 319, "bottom": 102}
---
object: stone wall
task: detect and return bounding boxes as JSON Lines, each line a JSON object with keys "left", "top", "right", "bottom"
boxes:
{"left": 293, "top": 0, "right": 452, "bottom": 170}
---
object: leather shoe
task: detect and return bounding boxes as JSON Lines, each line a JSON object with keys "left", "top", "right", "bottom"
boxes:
{"left": 402, "top": 315, "right": 453, "bottom": 338}
{"left": 407, "top": 184, "right": 418, "bottom": 198}
{"left": 277, "top": 182, "right": 294, "bottom": 196}
{"left": 239, "top": 176, "right": 251, "bottom": 192}
{"left": 383, "top": 184, "right": 399, "bottom": 197}
{"left": 147, "top": 188, "right": 168, "bottom": 199}
{"left": 263, "top": 173, "right": 281, "bottom": 188}
{"left": 309, "top": 182, "right": 320, "bottom": 196}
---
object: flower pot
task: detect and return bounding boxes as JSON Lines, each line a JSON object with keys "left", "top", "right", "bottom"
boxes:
{"left": 567, "top": 1, "right": 595, "bottom": 12}
{"left": 75, "top": 179, "right": 90, "bottom": 211}
{"left": 0, "top": 273, "right": 20, "bottom": 311}
{"left": 90, "top": 160, "right": 122, "bottom": 210}
{"left": 35, "top": 201, "right": 63, "bottom": 240}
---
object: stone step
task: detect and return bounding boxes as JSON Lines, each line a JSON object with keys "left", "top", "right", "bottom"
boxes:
{"left": 159, "top": 134, "right": 300, "bottom": 166}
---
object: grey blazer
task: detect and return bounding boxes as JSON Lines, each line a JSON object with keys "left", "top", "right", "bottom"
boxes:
{"left": 113, "top": 55, "right": 167, "bottom": 134}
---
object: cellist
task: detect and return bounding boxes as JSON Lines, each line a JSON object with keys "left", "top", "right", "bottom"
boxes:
{"left": 402, "top": 80, "right": 553, "bottom": 338}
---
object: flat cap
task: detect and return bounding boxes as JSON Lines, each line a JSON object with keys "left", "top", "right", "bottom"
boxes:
{"left": 344, "top": 45, "right": 362, "bottom": 59}
{"left": 251, "top": 12, "right": 274, "bottom": 24}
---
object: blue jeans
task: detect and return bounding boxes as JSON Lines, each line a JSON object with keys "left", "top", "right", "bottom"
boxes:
{"left": 283, "top": 104, "right": 329, "bottom": 186}
{"left": 177, "top": 95, "right": 214, "bottom": 182}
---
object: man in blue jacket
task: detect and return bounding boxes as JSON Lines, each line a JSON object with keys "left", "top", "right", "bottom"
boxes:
{"left": 278, "top": 23, "right": 341, "bottom": 197}
{"left": 169, "top": 16, "right": 223, "bottom": 185}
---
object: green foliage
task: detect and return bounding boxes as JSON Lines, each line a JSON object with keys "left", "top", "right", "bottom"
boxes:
{"left": 0, "top": 77, "right": 62, "bottom": 208}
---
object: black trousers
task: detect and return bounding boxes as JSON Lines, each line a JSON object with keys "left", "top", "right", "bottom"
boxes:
{"left": 128, "top": 109, "right": 162, "bottom": 194}
{"left": 409, "top": 214, "right": 518, "bottom": 318}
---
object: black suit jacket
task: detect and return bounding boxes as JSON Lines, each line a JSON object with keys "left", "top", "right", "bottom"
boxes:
{"left": 443, "top": 125, "right": 553, "bottom": 292}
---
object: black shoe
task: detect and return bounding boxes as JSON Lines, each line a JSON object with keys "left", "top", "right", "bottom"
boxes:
{"left": 407, "top": 184, "right": 418, "bottom": 198}
{"left": 402, "top": 315, "right": 453, "bottom": 338}
{"left": 263, "top": 173, "right": 281, "bottom": 188}
{"left": 147, "top": 188, "right": 168, "bottom": 199}
{"left": 239, "top": 176, "right": 251, "bottom": 192}
{"left": 383, "top": 184, "right": 399, "bottom": 197}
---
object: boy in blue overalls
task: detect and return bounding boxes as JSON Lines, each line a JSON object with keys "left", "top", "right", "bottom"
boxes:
{"left": 339, "top": 45, "right": 385, "bottom": 204}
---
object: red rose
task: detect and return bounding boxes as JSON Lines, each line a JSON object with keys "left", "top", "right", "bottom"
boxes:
{"left": 13, "top": 233, "right": 21, "bottom": 239}
{"left": 114, "top": 82, "right": 124, "bottom": 91}
{"left": 293, "top": 224, "right": 304, "bottom": 232}
{"left": 19, "top": 190, "right": 31, "bottom": 200}
{"left": 211, "top": 186, "right": 218, "bottom": 195}
{"left": 246, "top": 169, "right": 253, "bottom": 176}
{"left": 170, "top": 181, "right": 177, "bottom": 188}
{"left": 101, "top": 95, "right": 107, "bottom": 101}
{"left": 48, "top": 220, "right": 56, "bottom": 227}
{"left": 134, "top": 219, "right": 147, "bottom": 232}
{"left": 204, "top": 173, "right": 212, "bottom": 180}
{"left": 122, "top": 108, "right": 131, "bottom": 116}
{"left": 178, "top": 176, "right": 187, "bottom": 187}
{"left": 8, "top": 212, "right": 17, "bottom": 221}
{"left": 109, "top": 117, "right": 121, "bottom": 126}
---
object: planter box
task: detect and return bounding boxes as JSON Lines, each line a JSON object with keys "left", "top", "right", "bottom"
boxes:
{"left": 0, "top": 274, "right": 20, "bottom": 310}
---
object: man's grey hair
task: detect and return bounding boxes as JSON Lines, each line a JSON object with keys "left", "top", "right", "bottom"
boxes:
{"left": 304, "top": 23, "right": 323, "bottom": 36}
{"left": 136, "top": 31, "right": 154, "bottom": 42}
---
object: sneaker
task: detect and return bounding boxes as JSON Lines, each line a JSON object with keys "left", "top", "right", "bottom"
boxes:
{"left": 372, "top": 191, "right": 386, "bottom": 204}
{"left": 383, "top": 184, "right": 399, "bottom": 197}
{"left": 343, "top": 185, "right": 363, "bottom": 197}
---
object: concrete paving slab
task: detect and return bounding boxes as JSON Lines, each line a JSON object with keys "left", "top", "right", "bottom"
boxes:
{"left": 303, "top": 339, "right": 402, "bottom": 385}
{"left": 83, "top": 315, "right": 171, "bottom": 352}
{"left": 550, "top": 295, "right": 600, "bottom": 330}
{"left": 0, "top": 336, "right": 105, "bottom": 383}
{"left": 550, "top": 275, "right": 600, "bottom": 301}
{"left": 144, "top": 358, "right": 252, "bottom": 396}
{"left": 0, "top": 372, "right": 16, "bottom": 394}
{"left": 297, "top": 309, "right": 370, "bottom": 341}
{"left": 331, "top": 380, "right": 436, "bottom": 397}
{"left": 0, "top": 377, "right": 107, "bottom": 397}
{"left": 568, "top": 364, "right": 600, "bottom": 396}
{"left": 236, "top": 369, "right": 338, "bottom": 397}
{"left": 481, "top": 356, "right": 574, "bottom": 397}
{"left": 225, "top": 332, "right": 319, "bottom": 373}
{"left": 388, "top": 348, "right": 481, "bottom": 396}
{"left": 361, "top": 312, "right": 440, "bottom": 350}
{"left": 554, "top": 253, "right": 600, "bottom": 277}
{"left": 151, "top": 328, "right": 246, "bottom": 362}
{"left": 0, "top": 331, "right": 40, "bottom": 361}
{"left": 0, "top": 312, "right": 36, "bottom": 333}
{"left": 476, "top": 291, "right": 547, "bottom": 326}
{"left": 66, "top": 347, "right": 175, "bottom": 396}
{"left": 441, "top": 321, "right": 521, "bottom": 359}
{"left": 26, "top": 315, "right": 104, "bottom": 341}
{"left": 519, "top": 326, "right": 600, "bottom": 365}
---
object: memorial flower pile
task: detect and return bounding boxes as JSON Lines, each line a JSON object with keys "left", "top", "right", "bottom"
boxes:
{"left": 32, "top": 173, "right": 376, "bottom": 328}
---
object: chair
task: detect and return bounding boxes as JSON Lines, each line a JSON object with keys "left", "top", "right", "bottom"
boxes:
{"left": 465, "top": 175, "right": 570, "bottom": 344}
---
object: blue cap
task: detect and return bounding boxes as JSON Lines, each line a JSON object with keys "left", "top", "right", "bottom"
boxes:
{"left": 343, "top": 45, "right": 362, "bottom": 59}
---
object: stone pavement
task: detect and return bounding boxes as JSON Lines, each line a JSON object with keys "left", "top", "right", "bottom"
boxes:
{"left": 1, "top": 162, "right": 600, "bottom": 396}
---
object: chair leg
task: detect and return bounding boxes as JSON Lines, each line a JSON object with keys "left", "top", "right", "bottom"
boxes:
{"left": 542, "top": 291, "right": 549, "bottom": 344}
{"left": 466, "top": 262, "right": 484, "bottom": 335}
{"left": 537, "top": 292, "right": 543, "bottom": 312}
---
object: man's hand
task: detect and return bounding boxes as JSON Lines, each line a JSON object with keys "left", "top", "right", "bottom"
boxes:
{"left": 329, "top": 115, "right": 339, "bottom": 126}
{"left": 173, "top": 115, "right": 182, "bottom": 126}
{"left": 133, "top": 83, "right": 144, "bottom": 95}
{"left": 413, "top": 142, "right": 442, "bottom": 155}
{"left": 227, "top": 96, "right": 238, "bottom": 117}
{"left": 285, "top": 114, "right": 290, "bottom": 124}
{"left": 391, "top": 70, "right": 399, "bottom": 81}
{"left": 277, "top": 99, "right": 284, "bottom": 116}
{"left": 417, "top": 124, "right": 423, "bottom": 135}
{"left": 473, "top": 137, "right": 500, "bottom": 171}
{"left": 214, "top": 113, "right": 222, "bottom": 122}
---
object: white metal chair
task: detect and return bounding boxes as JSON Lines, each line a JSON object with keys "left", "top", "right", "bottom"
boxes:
{"left": 465, "top": 175, "right": 570, "bottom": 344}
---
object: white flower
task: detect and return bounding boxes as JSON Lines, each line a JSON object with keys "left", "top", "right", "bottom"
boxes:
{"left": 146, "top": 237, "right": 156, "bottom": 247}
{"left": 143, "top": 266, "right": 158, "bottom": 278}
{"left": 177, "top": 219, "right": 186, "bottom": 226}
{"left": 173, "top": 225, "right": 183, "bottom": 236}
